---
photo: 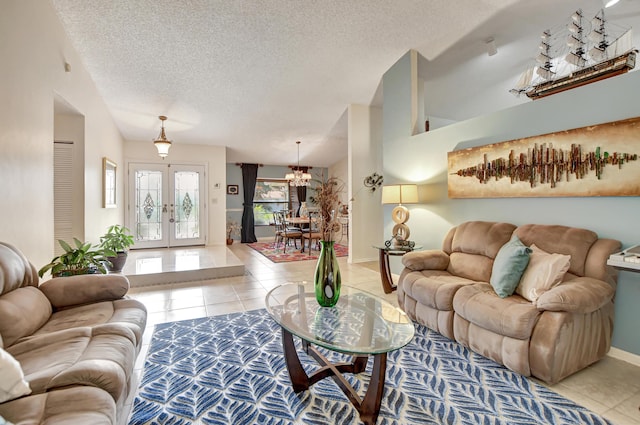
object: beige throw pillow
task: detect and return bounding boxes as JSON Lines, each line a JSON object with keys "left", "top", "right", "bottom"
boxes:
{"left": 0, "top": 348, "right": 31, "bottom": 403}
{"left": 516, "top": 244, "right": 571, "bottom": 303}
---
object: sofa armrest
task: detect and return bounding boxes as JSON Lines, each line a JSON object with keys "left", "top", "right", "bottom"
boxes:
{"left": 535, "top": 277, "right": 614, "bottom": 313}
{"left": 401, "top": 250, "right": 450, "bottom": 271}
{"left": 39, "top": 274, "right": 130, "bottom": 309}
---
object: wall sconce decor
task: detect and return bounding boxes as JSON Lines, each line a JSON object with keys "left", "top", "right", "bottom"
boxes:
{"left": 363, "top": 172, "right": 384, "bottom": 193}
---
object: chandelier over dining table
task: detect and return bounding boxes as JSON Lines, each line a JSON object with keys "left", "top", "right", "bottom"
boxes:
{"left": 285, "top": 140, "right": 312, "bottom": 186}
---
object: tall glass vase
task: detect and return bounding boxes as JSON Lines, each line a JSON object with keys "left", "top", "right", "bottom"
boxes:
{"left": 314, "top": 240, "right": 341, "bottom": 307}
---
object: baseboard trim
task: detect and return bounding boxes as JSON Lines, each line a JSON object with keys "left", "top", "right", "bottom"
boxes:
{"left": 607, "top": 347, "right": 640, "bottom": 367}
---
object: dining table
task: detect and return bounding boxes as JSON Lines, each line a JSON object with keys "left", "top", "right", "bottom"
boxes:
{"left": 284, "top": 216, "right": 311, "bottom": 225}
{"left": 284, "top": 216, "right": 319, "bottom": 253}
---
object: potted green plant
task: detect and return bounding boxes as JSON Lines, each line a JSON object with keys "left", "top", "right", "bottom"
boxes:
{"left": 100, "top": 224, "right": 135, "bottom": 272}
{"left": 38, "top": 238, "right": 113, "bottom": 278}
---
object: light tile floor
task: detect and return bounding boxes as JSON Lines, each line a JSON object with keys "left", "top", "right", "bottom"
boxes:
{"left": 123, "top": 243, "right": 640, "bottom": 425}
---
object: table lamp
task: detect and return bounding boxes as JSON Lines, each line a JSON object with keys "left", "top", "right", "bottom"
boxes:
{"left": 381, "top": 184, "right": 418, "bottom": 246}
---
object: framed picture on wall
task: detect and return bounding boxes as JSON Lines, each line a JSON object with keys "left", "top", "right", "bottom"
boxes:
{"left": 103, "top": 157, "right": 117, "bottom": 208}
{"left": 227, "top": 184, "right": 239, "bottom": 195}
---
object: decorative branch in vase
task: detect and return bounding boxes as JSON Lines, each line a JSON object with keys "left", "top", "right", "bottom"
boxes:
{"left": 226, "top": 220, "right": 241, "bottom": 245}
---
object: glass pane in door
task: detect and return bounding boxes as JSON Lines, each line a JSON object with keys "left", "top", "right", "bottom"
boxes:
{"left": 134, "top": 170, "right": 163, "bottom": 242}
{"left": 174, "top": 171, "right": 200, "bottom": 240}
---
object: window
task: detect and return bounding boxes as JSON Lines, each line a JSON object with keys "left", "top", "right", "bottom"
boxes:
{"left": 253, "top": 179, "right": 295, "bottom": 225}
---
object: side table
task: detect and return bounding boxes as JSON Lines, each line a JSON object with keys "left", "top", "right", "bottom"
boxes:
{"left": 373, "top": 244, "right": 422, "bottom": 294}
{"left": 606, "top": 257, "right": 640, "bottom": 414}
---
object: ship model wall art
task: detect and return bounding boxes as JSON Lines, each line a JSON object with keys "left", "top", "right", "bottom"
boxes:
{"left": 511, "top": 8, "right": 637, "bottom": 100}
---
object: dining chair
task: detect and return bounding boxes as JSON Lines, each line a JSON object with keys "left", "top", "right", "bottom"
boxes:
{"left": 301, "top": 211, "right": 322, "bottom": 254}
{"left": 273, "top": 211, "right": 285, "bottom": 246}
{"left": 338, "top": 211, "right": 349, "bottom": 242}
{"left": 284, "top": 209, "right": 302, "bottom": 231}
{"left": 275, "top": 211, "right": 302, "bottom": 252}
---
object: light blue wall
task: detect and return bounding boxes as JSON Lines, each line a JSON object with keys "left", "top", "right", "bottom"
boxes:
{"left": 225, "top": 164, "right": 328, "bottom": 240}
{"left": 383, "top": 52, "right": 415, "bottom": 143}
{"left": 382, "top": 55, "right": 640, "bottom": 355}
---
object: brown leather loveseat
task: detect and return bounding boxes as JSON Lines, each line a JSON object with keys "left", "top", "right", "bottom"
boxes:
{"left": 397, "top": 221, "right": 621, "bottom": 384}
{"left": 0, "top": 242, "right": 147, "bottom": 424}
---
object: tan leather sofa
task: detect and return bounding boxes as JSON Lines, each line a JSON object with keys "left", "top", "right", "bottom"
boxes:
{"left": 397, "top": 221, "right": 621, "bottom": 384}
{"left": 0, "top": 242, "right": 147, "bottom": 424}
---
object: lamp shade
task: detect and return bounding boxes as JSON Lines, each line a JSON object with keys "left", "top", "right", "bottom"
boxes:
{"left": 154, "top": 140, "right": 172, "bottom": 158}
{"left": 153, "top": 115, "right": 172, "bottom": 159}
{"left": 381, "top": 184, "right": 418, "bottom": 205}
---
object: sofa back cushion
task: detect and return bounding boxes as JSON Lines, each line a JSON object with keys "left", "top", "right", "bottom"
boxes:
{"left": 515, "top": 224, "right": 599, "bottom": 278}
{"left": 0, "top": 287, "right": 51, "bottom": 347}
{"left": 445, "top": 221, "right": 517, "bottom": 282}
{"left": 0, "top": 243, "right": 39, "bottom": 296}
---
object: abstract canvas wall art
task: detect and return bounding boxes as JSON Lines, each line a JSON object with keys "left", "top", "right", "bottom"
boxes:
{"left": 448, "top": 117, "right": 640, "bottom": 198}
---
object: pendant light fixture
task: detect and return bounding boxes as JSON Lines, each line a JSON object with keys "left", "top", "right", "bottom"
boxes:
{"left": 285, "top": 140, "right": 312, "bottom": 186}
{"left": 153, "top": 115, "right": 172, "bottom": 159}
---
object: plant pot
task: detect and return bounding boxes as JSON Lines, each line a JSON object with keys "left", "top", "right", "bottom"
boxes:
{"left": 226, "top": 238, "right": 234, "bottom": 245}
{"left": 54, "top": 267, "right": 99, "bottom": 277}
{"left": 106, "top": 252, "right": 128, "bottom": 273}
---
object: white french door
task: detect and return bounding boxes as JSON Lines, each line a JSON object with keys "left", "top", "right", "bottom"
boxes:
{"left": 128, "top": 163, "right": 206, "bottom": 249}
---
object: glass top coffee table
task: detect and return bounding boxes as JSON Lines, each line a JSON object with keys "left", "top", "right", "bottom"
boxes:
{"left": 265, "top": 282, "right": 415, "bottom": 425}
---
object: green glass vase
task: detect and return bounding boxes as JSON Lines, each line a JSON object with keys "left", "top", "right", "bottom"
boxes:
{"left": 314, "top": 240, "right": 341, "bottom": 307}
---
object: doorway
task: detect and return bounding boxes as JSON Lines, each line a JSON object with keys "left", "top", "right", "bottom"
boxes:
{"left": 128, "top": 163, "right": 207, "bottom": 248}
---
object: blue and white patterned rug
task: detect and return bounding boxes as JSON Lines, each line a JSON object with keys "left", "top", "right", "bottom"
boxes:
{"left": 129, "top": 309, "right": 610, "bottom": 425}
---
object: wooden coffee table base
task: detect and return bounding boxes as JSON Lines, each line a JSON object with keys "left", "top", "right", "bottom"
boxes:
{"left": 281, "top": 327, "right": 387, "bottom": 425}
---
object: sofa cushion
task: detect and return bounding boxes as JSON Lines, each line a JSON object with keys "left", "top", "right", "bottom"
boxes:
{"left": 448, "top": 252, "right": 494, "bottom": 283}
{"left": 449, "top": 221, "right": 517, "bottom": 258}
{"left": 490, "top": 235, "right": 532, "bottom": 298}
{"left": 7, "top": 326, "right": 135, "bottom": 402}
{"left": 33, "top": 299, "right": 147, "bottom": 348}
{"left": 535, "top": 277, "right": 615, "bottom": 313}
{"left": 402, "top": 250, "right": 449, "bottom": 271}
{"left": 0, "top": 386, "right": 116, "bottom": 425}
{"left": 39, "top": 274, "right": 129, "bottom": 309}
{"left": 515, "top": 224, "right": 597, "bottom": 277}
{"left": 0, "top": 242, "right": 39, "bottom": 296}
{"left": 0, "top": 347, "right": 31, "bottom": 403}
{"left": 0, "top": 287, "right": 52, "bottom": 347}
{"left": 516, "top": 244, "right": 571, "bottom": 302}
{"left": 401, "top": 270, "right": 478, "bottom": 311}
{"left": 453, "top": 283, "right": 541, "bottom": 340}
{"left": 447, "top": 221, "right": 516, "bottom": 282}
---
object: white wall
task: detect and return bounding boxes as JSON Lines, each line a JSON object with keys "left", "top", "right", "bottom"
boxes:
{"left": 0, "top": 1, "right": 126, "bottom": 270}
{"left": 124, "top": 141, "right": 227, "bottom": 245}
{"left": 384, "top": 61, "right": 640, "bottom": 355}
{"left": 348, "top": 104, "right": 384, "bottom": 263}
{"left": 328, "top": 156, "right": 348, "bottom": 208}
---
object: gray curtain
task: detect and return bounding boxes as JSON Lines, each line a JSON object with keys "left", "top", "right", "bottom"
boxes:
{"left": 296, "top": 185, "right": 307, "bottom": 217}
{"left": 295, "top": 166, "right": 309, "bottom": 216}
{"left": 241, "top": 164, "right": 258, "bottom": 243}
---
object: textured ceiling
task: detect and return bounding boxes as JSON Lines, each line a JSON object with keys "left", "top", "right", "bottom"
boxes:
{"left": 50, "top": 0, "right": 639, "bottom": 167}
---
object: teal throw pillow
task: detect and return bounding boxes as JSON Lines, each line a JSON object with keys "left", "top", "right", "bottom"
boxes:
{"left": 490, "top": 234, "right": 532, "bottom": 298}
